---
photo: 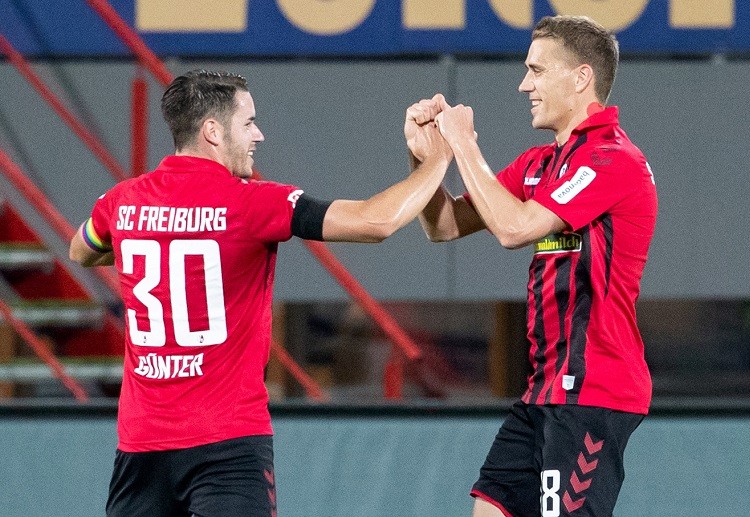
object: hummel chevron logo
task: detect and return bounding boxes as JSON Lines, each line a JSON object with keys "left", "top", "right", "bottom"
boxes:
{"left": 577, "top": 452, "right": 599, "bottom": 474}
{"left": 265, "top": 468, "right": 277, "bottom": 517}
{"left": 569, "top": 470, "right": 592, "bottom": 493}
{"left": 562, "top": 433, "right": 605, "bottom": 512}
{"left": 563, "top": 491, "right": 586, "bottom": 512}
{"left": 584, "top": 432, "right": 604, "bottom": 454}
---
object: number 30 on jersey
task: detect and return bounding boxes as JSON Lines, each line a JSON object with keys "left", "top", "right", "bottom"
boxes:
{"left": 121, "top": 239, "right": 228, "bottom": 347}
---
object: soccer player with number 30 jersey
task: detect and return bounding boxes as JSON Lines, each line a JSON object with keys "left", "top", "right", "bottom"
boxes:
{"left": 70, "top": 70, "right": 453, "bottom": 517}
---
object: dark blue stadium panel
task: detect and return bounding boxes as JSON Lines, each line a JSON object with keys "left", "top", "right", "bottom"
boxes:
{"left": 1, "top": 0, "right": 749, "bottom": 57}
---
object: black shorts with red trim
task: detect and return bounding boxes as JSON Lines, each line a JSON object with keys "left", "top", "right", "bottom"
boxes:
{"left": 471, "top": 401, "right": 643, "bottom": 517}
{"left": 107, "top": 435, "right": 276, "bottom": 517}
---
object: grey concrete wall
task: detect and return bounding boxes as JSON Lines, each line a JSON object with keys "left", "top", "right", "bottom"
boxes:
{"left": 0, "top": 412, "right": 747, "bottom": 516}
{"left": 1, "top": 57, "right": 748, "bottom": 300}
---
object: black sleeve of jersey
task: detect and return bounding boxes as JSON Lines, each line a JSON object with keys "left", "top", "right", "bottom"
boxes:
{"left": 291, "top": 194, "right": 333, "bottom": 241}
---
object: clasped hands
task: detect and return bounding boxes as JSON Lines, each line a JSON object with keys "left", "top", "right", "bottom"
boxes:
{"left": 404, "top": 93, "right": 477, "bottom": 163}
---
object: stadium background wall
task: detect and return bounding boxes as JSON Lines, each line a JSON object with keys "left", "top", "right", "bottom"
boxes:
{"left": 0, "top": 405, "right": 748, "bottom": 517}
{"left": 0, "top": 58, "right": 748, "bottom": 301}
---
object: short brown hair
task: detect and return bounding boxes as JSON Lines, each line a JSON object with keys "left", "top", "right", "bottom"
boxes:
{"left": 532, "top": 15, "right": 619, "bottom": 103}
{"left": 161, "top": 70, "right": 249, "bottom": 150}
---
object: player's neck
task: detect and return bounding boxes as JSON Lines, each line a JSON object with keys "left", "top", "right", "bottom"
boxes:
{"left": 554, "top": 98, "right": 602, "bottom": 145}
{"left": 175, "top": 144, "right": 222, "bottom": 166}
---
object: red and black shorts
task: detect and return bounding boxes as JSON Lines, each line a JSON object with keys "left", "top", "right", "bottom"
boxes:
{"left": 471, "top": 401, "right": 643, "bottom": 517}
{"left": 107, "top": 435, "right": 276, "bottom": 517}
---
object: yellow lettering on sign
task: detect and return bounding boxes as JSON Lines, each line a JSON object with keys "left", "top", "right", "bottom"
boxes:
{"left": 403, "top": 0, "right": 465, "bottom": 29}
{"left": 488, "top": 0, "right": 533, "bottom": 29}
{"left": 277, "top": 0, "right": 375, "bottom": 35}
{"left": 135, "top": 0, "right": 248, "bottom": 32}
{"left": 670, "top": 0, "right": 734, "bottom": 28}
{"left": 549, "top": 0, "right": 649, "bottom": 31}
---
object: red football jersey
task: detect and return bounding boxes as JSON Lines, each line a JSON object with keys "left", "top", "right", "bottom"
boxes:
{"left": 88, "top": 156, "right": 302, "bottom": 451}
{"left": 498, "top": 106, "right": 658, "bottom": 414}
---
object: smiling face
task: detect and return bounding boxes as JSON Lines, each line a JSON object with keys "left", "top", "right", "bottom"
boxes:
{"left": 518, "top": 37, "right": 580, "bottom": 140}
{"left": 220, "top": 91, "right": 265, "bottom": 178}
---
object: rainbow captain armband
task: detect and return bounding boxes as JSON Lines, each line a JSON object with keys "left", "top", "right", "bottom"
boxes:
{"left": 82, "top": 218, "right": 112, "bottom": 252}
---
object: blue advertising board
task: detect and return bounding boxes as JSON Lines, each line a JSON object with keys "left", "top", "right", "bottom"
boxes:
{"left": 0, "top": 0, "right": 746, "bottom": 57}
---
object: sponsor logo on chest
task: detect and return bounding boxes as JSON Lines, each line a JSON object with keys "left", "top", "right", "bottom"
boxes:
{"left": 534, "top": 232, "right": 582, "bottom": 255}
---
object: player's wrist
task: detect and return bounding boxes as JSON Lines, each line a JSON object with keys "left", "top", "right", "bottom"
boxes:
{"left": 448, "top": 135, "right": 479, "bottom": 159}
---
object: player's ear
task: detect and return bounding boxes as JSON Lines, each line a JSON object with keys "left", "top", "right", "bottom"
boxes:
{"left": 202, "top": 118, "right": 223, "bottom": 147}
{"left": 574, "top": 64, "right": 594, "bottom": 94}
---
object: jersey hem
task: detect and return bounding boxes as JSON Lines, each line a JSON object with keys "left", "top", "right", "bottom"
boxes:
{"left": 117, "top": 429, "right": 274, "bottom": 453}
{"left": 521, "top": 395, "right": 649, "bottom": 415}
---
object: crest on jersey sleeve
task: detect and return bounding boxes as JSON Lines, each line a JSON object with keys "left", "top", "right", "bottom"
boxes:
{"left": 287, "top": 189, "right": 304, "bottom": 208}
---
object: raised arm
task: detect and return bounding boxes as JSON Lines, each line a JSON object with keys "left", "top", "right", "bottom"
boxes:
{"left": 405, "top": 95, "right": 485, "bottom": 243}
{"left": 318, "top": 96, "right": 453, "bottom": 243}
{"left": 321, "top": 141, "right": 451, "bottom": 243}
{"left": 436, "top": 104, "right": 565, "bottom": 249}
{"left": 417, "top": 174, "right": 486, "bottom": 243}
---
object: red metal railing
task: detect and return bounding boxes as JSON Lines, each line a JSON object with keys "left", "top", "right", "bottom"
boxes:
{"left": 0, "top": 34, "right": 129, "bottom": 183}
{"left": 0, "top": 148, "right": 121, "bottom": 294}
{"left": 130, "top": 69, "right": 149, "bottom": 177}
{"left": 304, "top": 241, "right": 421, "bottom": 361}
{"left": 85, "top": 0, "right": 173, "bottom": 86}
{"left": 84, "top": 0, "right": 428, "bottom": 398}
{"left": 0, "top": 299, "right": 89, "bottom": 401}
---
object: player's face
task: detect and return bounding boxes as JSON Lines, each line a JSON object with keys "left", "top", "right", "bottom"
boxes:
{"left": 223, "top": 91, "right": 265, "bottom": 179}
{"left": 518, "top": 38, "right": 578, "bottom": 137}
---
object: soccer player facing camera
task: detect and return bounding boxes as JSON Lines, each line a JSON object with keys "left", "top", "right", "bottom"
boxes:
{"left": 415, "top": 15, "right": 657, "bottom": 517}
